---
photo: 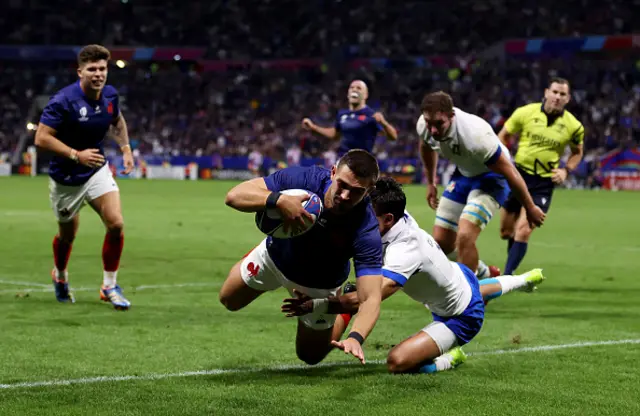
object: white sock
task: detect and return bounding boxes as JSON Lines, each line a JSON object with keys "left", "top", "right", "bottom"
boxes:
{"left": 476, "top": 260, "right": 489, "bottom": 278}
{"left": 434, "top": 354, "right": 454, "bottom": 372}
{"left": 496, "top": 275, "right": 526, "bottom": 294}
{"left": 103, "top": 271, "right": 118, "bottom": 288}
{"left": 54, "top": 268, "right": 68, "bottom": 281}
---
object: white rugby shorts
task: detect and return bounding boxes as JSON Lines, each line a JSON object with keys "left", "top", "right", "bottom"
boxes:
{"left": 49, "top": 163, "right": 119, "bottom": 223}
{"left": 241, "top": 238, "right": 341, "bottom": 330}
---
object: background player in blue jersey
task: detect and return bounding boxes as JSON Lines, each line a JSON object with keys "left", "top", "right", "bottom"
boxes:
{"left": 301, "top": 80, "right": 398, "bottom": 156}
{"left": 34, "top": 44, "right": 134, "bottom": 310}
{"left": 221, "top": 150, "right": 383, "bottom": 365}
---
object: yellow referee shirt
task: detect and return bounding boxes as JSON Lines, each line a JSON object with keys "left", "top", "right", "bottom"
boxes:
{"left": 503, "top": 103, "right": 584, "bottom": 178}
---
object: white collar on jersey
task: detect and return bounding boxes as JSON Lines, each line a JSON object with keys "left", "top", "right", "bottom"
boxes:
{"left": 382, "top": 215, "right": 411, "bottom": 244}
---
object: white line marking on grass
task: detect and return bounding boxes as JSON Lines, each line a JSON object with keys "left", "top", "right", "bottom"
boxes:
{"left": 0, "top": 282, "right": 219, "bottom": 294}
{"left": 469, "top": 338, "right": 640, "bottom": 356}
{"left": 532, "top": 242, "right": 640, "bottom": 252}
{"left": 0, "top": 279, "right": 50, "bottom": 288}
{"left": 1, "top": 338, "right": 638, "bottom": 390}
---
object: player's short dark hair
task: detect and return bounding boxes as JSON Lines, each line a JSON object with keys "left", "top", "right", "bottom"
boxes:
{"left": 421, "top": 91, "right": 454, "bottom": 114}
{"left": 336, "top": 149, "right": 380, "bottom": 183}
{"left": 548, "top": 77, "right": 570, "bottom": 91}
{"left": 78, "top": 44, "right": 111, "bottom": 67}
{"left": 370, "top": 176, "right": 406, "bottom": 223}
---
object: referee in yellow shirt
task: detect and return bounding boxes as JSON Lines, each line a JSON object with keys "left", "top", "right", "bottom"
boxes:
{"left": 498, "top": 77, "right": 585, "bottom": 274}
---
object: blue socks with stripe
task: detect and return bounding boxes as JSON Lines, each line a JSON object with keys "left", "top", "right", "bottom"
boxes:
{"left": 505, "top": 241, "right": 528, "bottom": 275}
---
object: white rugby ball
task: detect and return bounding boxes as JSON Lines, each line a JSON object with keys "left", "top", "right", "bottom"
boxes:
{"left": 255, "top": 189, "right": 323, "bottom": 239}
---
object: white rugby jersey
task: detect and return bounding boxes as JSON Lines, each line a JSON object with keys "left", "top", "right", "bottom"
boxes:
{"left": 382, "top": 214, "right": 472, "bottom": 317}
{"left": 416, "top": 107, "right": 510, "bottom": 178}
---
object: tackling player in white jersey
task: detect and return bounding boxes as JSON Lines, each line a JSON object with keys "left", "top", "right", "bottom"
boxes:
{"left": 282, "top": 177, "right": 545, "bottom": 373}
{"left": 416, "top": 91, "right": 545, "bottom": 277}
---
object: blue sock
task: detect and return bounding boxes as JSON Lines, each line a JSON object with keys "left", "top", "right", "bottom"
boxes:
{"left": 479, "top": 278, "right": 502, "bottom": 302}
{"left": 418, "top": 362, "right": 438, "bottom": 374}
{"left": 507, "top": 238, "right": 514, "bottom": 253}
{"left": 505, "top": 241, "right": 528, "bottom": 275}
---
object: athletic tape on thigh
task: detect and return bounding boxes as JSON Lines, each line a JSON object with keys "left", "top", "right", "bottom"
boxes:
{"left": 435, "top": 197, "right": 465, "bottom": 231}
{"left": 460, "top": 190, "right": 499, "bottom": 229}
{"left": 422, "top": 321, "right": 458, "bottom": 355}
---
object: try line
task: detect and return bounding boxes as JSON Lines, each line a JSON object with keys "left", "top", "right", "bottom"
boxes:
{"left": 1, "top": 338, "right": 639, "bottom": 390}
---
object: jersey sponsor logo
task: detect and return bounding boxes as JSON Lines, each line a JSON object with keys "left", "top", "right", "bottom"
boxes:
{"left": 247, "top": 262, "right": 260, "bottom": 277}
{"left": 94, "top": 105, "right": 101, "bottom": 114}
{"left": 78, "top": 106, "right": 88, "bottom": 122}
{"left": 525, "top": 132, "right": 561, "bottom": 148}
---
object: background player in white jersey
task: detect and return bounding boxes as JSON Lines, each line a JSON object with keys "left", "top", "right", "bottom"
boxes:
{"left": 35, "top": 45, "right": 134, "bottom": 310}
{"left": 416, "top": 91, "right": 545, "bottom": 277}
{"left": 282, "top": 177, "right": 545, "bottom": 374}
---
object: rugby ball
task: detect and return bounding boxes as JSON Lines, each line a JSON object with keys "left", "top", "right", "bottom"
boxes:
{"left": 255, "top": 189, "right": 323, "bottom": 239}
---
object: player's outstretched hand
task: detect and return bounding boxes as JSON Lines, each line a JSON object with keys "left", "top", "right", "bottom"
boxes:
{"left": 526, "top": 205, "right": 546, "bottom": 228}
{"left": 281, "top": 289, "right": 313, "bottom": 317}
{"left": 331, "top": 338, "right": 366, "bottom": 365}
{"left": 277, "top": 193, "right": 314, "bottom": 235}
{"left": 77, "top": 149, "right": 105, "bottom": 168}
{"left": 121, "top": 152, "right": 135, "bottom": 175}
{"left": 551, "top": 168, "right": 568, "bottom": 184}
{"left": 373, "top": 112, "right": 386, "bottom": 123}
{"left": 301, "top": 118, "right": 314, "bottom": 130}
{"left": 426, "top": 184, "right": 439, "bottom": 210}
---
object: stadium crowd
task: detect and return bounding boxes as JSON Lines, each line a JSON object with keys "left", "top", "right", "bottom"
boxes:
{"left": 2, "top": 0, "right": 640, "bottom": 185}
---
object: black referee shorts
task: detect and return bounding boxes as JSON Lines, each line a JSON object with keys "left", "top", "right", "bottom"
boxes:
{"left": 503, "top": 167, "right": 554, "bottom": 214}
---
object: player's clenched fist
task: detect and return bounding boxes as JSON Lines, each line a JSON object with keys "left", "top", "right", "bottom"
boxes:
{"left": 276, "top": 193, "right": 314, "bottom": 234}
{"left": 77, "top": 148, "right": 105, "bottom": 168}
{"left": 301, "top": 118, "right": 315, "bottom": 130}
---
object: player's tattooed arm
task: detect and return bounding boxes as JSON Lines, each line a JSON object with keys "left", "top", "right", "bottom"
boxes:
{"left": 112, "top": 113, "right": 135, "bottom": 174}
{"left": 111, "top": 113, "right": 130, "bottom": 150}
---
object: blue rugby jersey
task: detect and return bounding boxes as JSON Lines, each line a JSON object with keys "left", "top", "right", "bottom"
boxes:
{"left": 263, "top": 166, "right": 382, "bottom": 289}
{"left": 39, "top": 81, "right": 120, "bottom": 186}
{"left": 334, "top": 106, "right": 382, "bottom": 156}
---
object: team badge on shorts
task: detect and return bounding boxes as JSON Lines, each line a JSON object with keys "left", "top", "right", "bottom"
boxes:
{"left": 446, "top": 182, "right": 456, "bottom": 193}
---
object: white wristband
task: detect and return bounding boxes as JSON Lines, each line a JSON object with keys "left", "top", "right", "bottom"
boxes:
{"left": 312, "top": 298, "right": 329, "bottom": 314}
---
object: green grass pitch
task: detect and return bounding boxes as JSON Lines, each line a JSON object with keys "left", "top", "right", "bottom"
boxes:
{"left": 0, "top": 176, "right": 639, "bottom": 416}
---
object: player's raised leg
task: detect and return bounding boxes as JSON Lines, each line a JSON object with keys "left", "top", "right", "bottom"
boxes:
{"left": 219, "top": 259, "right": 266, "bottom": 311}
{"left": 480, "top": 268, "right": 545, "bottom": 304}
{"left": 88, "top": 176, "right": 129, "bottom": 310}
{"left": 219, "top": 239, "right": 276, "bottom": 311}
